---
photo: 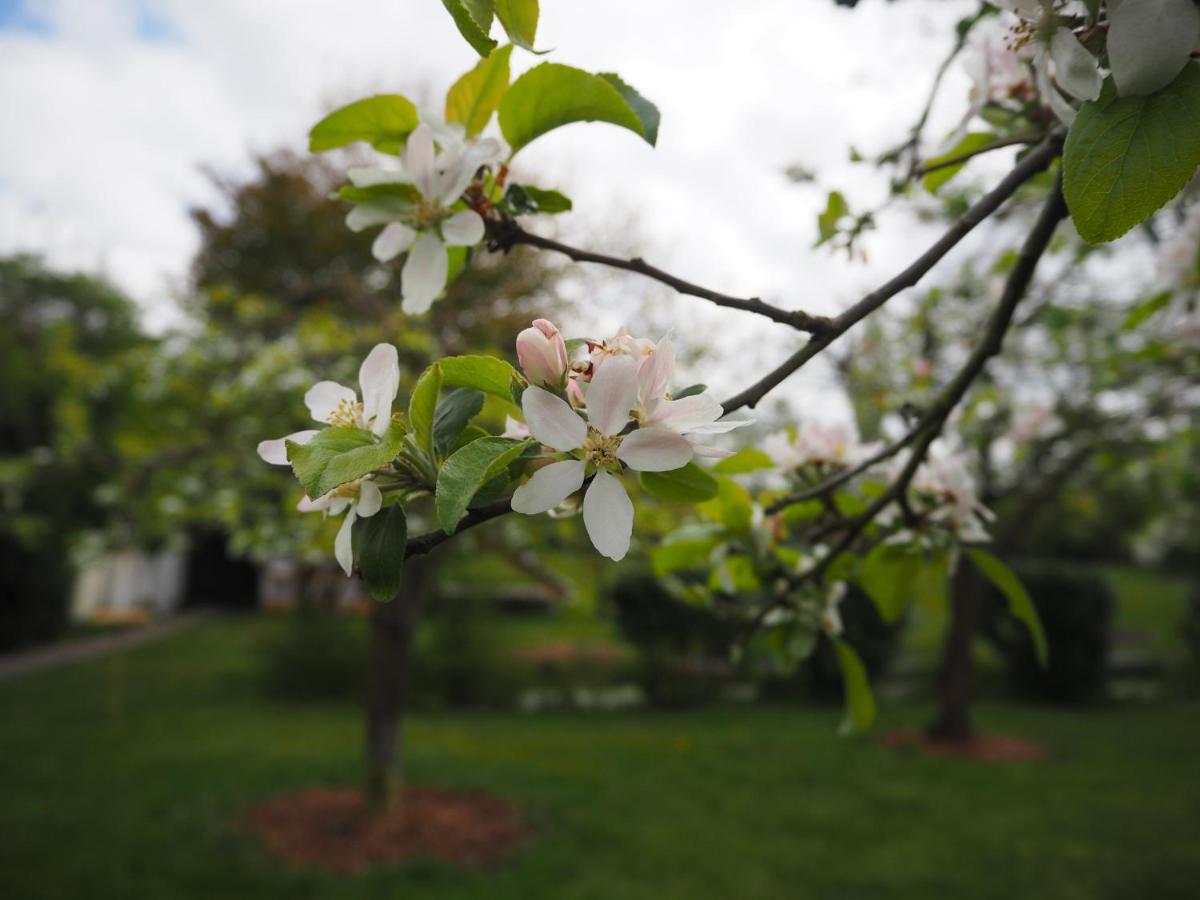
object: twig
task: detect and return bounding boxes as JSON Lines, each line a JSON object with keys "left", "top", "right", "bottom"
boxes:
{"left": 404, "top": 498, "right": 512, "bottom": 559}
{"left": 719, "top": 132, "right": 1064, "bottom": 416}
{"left": 913, "top": 133, "right": 1042, "bottom": 178}
{"left": 489, "top": 220, "right": 834, "bottom": 334}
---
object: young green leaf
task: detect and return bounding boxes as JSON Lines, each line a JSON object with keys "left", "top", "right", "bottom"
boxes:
{"left": 503, "top": 183, "right": 573, "bottom": 214}
{"left": 409, "top": 364, "right": 443, "bottom": 453}
{"left": 495, "top": 0, "right": 538, "bottom": 50}
{"left": 439, "top": 355, "right": 519, "bottom": 401}
{"left": 651, "top": 534, "right": 720, "bottom": 577}
{"left": 433, "top": 388, "right": 485, "bottom": 457}
{"left": 816, "top": 191, "right": 848, "bottom": 247}
{"left": 445, "top": 44, "right": 513, "bottom": 137}
{"left": 335, "top": 183, "right": 422, "bottom": 207}
{"left": 352, "top": 504, "right": 408, "bottom": 601}
{"left": 966, "top": 548, "right": 1048, "bottom": 667}
{"left": 638, "top": 462, "right": 720, "bottom": 503}
{"left": 859, "top": 544, "right": 950, "bottom": 623}
{"left": 597, "top": 72, "right": 661, "bottom": 146}
{"left": 436, "top": 437, "right": 532, "bottom": 533}
{"left": 441, "top": 0, "right": 497, "bottom": 56}
{"left": 833, "top": 640, "right": 876, "bottom": 735}
{"left": 711, "top": 448, "right": 775, "bottom": 475}
{"left": 1063, "top": 66, "right": 1200, "bottom": 243}
{"left": 498, "top": 63, "right": 657, "bottom": 156}
{"left": 1121, "top": 291, "right": 1173, "bottom": 331}
{"left": 286, "top": 422, "right": 406, "bottom": 500}
{"left": 697, "top": 477, "right": 754, "bottom": 532}
{"left": 309, "top": 95, "right": 419, "bottom": 154}
{"left": 921, "top": 132, "right": 996, "bottom": 193}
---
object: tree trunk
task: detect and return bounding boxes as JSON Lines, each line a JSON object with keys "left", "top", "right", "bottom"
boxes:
{"left": 927, "top": 563, "right": 981, "bottom": 741}
{"left": 364, "top": 554, "right": 432, "bottom": 812}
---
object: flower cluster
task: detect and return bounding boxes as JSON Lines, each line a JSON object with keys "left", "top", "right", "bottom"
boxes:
{"left": 509, "top": 320, "right": 750, "bottom": 560}
{"left": 904, "top": 442, "right": 994, "bottom": 544}
{"left": 345, "top": 120, "right": 504, "bottom": 314}
{"left": 257, "top": 343, "right": 401, "bottom": 574}
{"left": 764, "top": 420, "right": 877, "bottom": 473}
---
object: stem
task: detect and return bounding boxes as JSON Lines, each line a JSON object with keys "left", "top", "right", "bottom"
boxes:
{"left": 913, "top": 133, "right": 1042, "bottom": 178}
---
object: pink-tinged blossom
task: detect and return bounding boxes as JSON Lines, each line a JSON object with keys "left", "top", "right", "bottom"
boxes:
{"left": 764, "top": 421, "right": 875, "bottom": 471}
{"left": 296, "top": 479, "right": 383, "bottom": 576}
{"left": 516, "top": 318, "right": 570, "bottom": 387}
{"left": 907, "top": 442, "right": 994, "bottom": 543}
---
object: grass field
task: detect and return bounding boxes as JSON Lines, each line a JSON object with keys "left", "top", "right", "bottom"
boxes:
{"left": 1, "top": 616, "right": 1198, "bottom": 899}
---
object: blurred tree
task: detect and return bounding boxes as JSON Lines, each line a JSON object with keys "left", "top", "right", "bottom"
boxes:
{"left": 0, "top": 256, "right": 149, "bottom": 648}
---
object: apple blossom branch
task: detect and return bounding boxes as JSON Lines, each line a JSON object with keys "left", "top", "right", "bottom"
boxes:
{"left": 402, "top": 137, "right": 1064, "bottom": 563}
{"left": 795, "top": 174, "right": 1069, "bottom": 587}
{"left": 912, "top": 132, "right": 1043, "bottom": 178}
{"left": 719, "top": 131, "right": 1065, "bottom": 416}
{"left": 487, "top": 220, "right": 835, "bottom": 334}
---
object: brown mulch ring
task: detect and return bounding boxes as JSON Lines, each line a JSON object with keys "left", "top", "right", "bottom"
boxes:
{"left": 514, "top": 640, "right": 628, "bottom": 666}
{"left": 882, "top": 730, "right": 1046, "bottom": 762}
{"left": 241, "top": 786, "right": 531, "bottom": 873}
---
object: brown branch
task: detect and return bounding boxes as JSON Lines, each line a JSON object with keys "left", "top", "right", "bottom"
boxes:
{"left": 488, "top": 220, "right": 834, "bottom": 334}
{"left": 404, "top": 498, "right": 513, "bottom": 559}
{"left": 913, "top": 133, "right": 1042, "bottom": 178}
{"left": 719, "top": 132, "right": 1064, "bottom": 416}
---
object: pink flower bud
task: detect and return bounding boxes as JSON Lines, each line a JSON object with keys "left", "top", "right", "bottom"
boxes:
{"left": 516, "top": 318, "right": 569, "bottom": 387}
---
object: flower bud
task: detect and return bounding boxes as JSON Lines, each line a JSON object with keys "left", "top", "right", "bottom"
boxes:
{"left": 516, "top": 318, "right": 569, "bottom": 387}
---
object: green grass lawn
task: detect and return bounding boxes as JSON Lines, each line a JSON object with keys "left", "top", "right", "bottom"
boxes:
{"left": 1, "top": 616, "right": 1198, "bottom": 900}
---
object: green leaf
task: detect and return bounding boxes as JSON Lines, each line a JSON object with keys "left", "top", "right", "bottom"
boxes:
{"left": 638, "top": 463, "right": 720, "bottom": 503}
{"left": 712, "top": 448, "right": 774, "bottom": 475}
{"left": 495, "top": 0, "right": 538, "bottom": 50}
{"left": 352, "top": 504, "right": 407, "bottom": 601}
{"left": 672, "top": 383, "right": 707, "bottom": 400}
{"left": 834, "top": 640, "right": 876, "bottom": 735}
{"left": 498, "top": 63, "right": 657, "bottom": 156}
{"left": 503, "top": 183, "right": 573, "bottom": 214}
{"left": 698, "top": 477, "right": 754, "bottom": 532}
{"left": 922, "top": 132, "right": 995, "bottom": 193}
{"left": 433, "top": 388, "right": 485, "bottom": 457}
{"left": 436, "top": 437, "right": 532, "bottom": 533}
{"left": 335, "top": 184, "right": 421, "bottom": 212}
{"left": 1063, "top": 66, "right": 1200, "bottom": 243}
{"left": 859, "top": 544, "right": 950, "bottom": 623}
{"left": 286, "top": 422, "right": 406, "bottom": 500}
{"left": 966, "top": 548, "right": 1048, "bottom": 667}
{"left": 409, "top": 364, "right": 443, "bottom": 453}
{"left": 1121, "top": 291, "right": 1173, "bottom": 331}
{"left": 816, "top": 191, "right": 848, "bottom": 247}
{"left": 441, "top": 0, "right": 497, "bottom": 56}
{"left": 597, "top": 72, "right": 661, "bottom": 146}
{"left": 439, "top": 355, "right": 518, "bottom": 402}
{"left": 445, "top": 44, "right": 513, "bottom": 138}
{"left": 651, "top": 534, "right": 720, "bottom": 577}
{"left": 309, "top": 95, "right": 419, "bottom": 154}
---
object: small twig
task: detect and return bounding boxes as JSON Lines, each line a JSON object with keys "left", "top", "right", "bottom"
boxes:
{"left": 404, "top": 499, "right": 512, "bottom": 559}
{"left": 913, "top": 133, "right": 1042, "bottom": 178}
{"left": 489, "top": 219, "right": 834, "bottom": 335}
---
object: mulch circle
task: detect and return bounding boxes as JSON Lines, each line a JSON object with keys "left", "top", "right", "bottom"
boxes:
{"left": 241, "top": 786, "right": 531, "bottom": 873}
{"left": 882, "top": 730, "right": 1045, "bottom": 762}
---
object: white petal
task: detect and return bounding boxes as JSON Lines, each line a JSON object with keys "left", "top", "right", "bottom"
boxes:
{"left": 522, "top": 386, "right": 587, "bottom": 452}
{"left": 440, "top": 209, "right": 485, "bottom": 246}
{"left": 372, "top": 222, "right": 415, "bottom": 262}
{"left": 683, "top": 415, "right": 754, "bottom": 436}
{"left": 510, "top": 459, "right": 586, "bottom": 514}
{"left": 297, "top": 493, "right": 334, "bottom": 513}
{"left": 586, "top": 354, "right": 639, "bottom": 437}
{"left": 348, "top": 166, "right": 406, "bottom": 187}
{"left": 1049, "top": 27, "right": 1101, "bottom": 101}
{"left": 1035, "top": 50, "right": 1077, "bottom": 125}
{"left": 305, "top": 381, "right": 357, "bottom": 424}
{"left": 402, "top": 123, "right": 437, "bottom": 199}
{"left": 583, "top": 471, "right": 634, "bottom": 561}
{"left": 616, "top": 426, "right": 694, "bottom": 472}
{"left": 437, "top": 138, "right": 504, "bottom": 205}
{"left": 691, "top": 442, "right": 735, "bottom": 459}
{"left": 645, "top": 393, "right": 724, "bottom": 433}
{"left": 400, "top": 233, "right": 449, "bottom": 314}
{"left": 256, "top": 429, "right": 318, "bottom": 465}
{"left": 334, "top": 510, "right": 356, "bottom": 576}
{"left": 346, "top": 203, "right": 398, "bottom": 232}
{"left": 637, "top": 339, "right": 675, "bottom": 408}
{"left": 355, "top": 480, "right": 383, "bottom": 517}
{"left": 358, "top": 343, "right": 400, "bottom": 436}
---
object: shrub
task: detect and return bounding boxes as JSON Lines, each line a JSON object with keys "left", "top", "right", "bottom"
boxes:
{"left": 257, "top": 610, "right": 366, "bottom": 701}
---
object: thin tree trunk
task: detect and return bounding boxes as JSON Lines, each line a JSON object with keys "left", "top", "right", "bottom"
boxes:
{"left": 927, "top": 563, "right": 981, "bottom": 741}
{"left": 364, "top": 555, "right": 431, "bottom": 812}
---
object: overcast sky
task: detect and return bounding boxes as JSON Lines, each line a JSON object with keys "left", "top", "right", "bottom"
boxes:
{"left": 1, "top": 0, "right": 1003, "bottom": 412}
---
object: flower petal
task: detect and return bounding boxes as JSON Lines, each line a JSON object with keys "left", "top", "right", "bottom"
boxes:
{"left": 637, "top": 338, "right": 675, "bottom": 409}
{"left": 440, "top": 209, "right": 485, "bottom": 246}
{"left": 1049, "top": 27, "right": 1101, "bottom": 101}
{"left": 401, "top": 233, "right": 449, "bottom": 314}
{"left": 334, "top": 510, "right": 357, "bottom": 576}
{"left": 305, "top": 381, "right": 357, "bottom": 424}
{"left": 372, "top": 222, "right": 415, "bottom": 262}
{"left": 644, "top": 392, "right": 724, "bottom": 433}
{"left": 358, "top": 343, "right": 400, "bottom": 436}
{"left": 256, "top": 429, "right": 318, "bottom": 465}
{"left": 402, "top": 123, "right": 437, "bottom": 199}
{"left": 355, "top": 480, "right": 383, "bottom": 517}
{"left": 583, "top": 470, "right": 634, "bottom": 561}
{"left": 522, "top": 386, "right": 587, "bottom": 452}
{"left": 616, "top": 425, "right": 694, "bottom": 472}
{"left": 510, "top": 459, "right": 586, "bottom": 514}
{"left": 586, "top": 354, "right": 639, "bottom": 437}
{"left": 346, "top": 202, "right": 399, "bottom": 232}
{"left": 348, "top": 166, "right": 406, "bottom": 187}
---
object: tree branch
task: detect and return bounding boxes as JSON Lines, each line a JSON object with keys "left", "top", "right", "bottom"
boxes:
{"left": 913, "top": 133, "right": 1042, "bottom": 178}
{"left": 719, "top": 132, "right": 1064, "bottom": 416}
{"left": 488, "top": 220, "right": 835, "bottom": 334}
{"left": 404, "top": 498, "right": 513, "bottom": 559}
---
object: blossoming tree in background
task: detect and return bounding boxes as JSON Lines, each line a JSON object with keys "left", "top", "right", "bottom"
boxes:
{"left": 256, "top": 0, "right": 1200, "bottom": 804}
